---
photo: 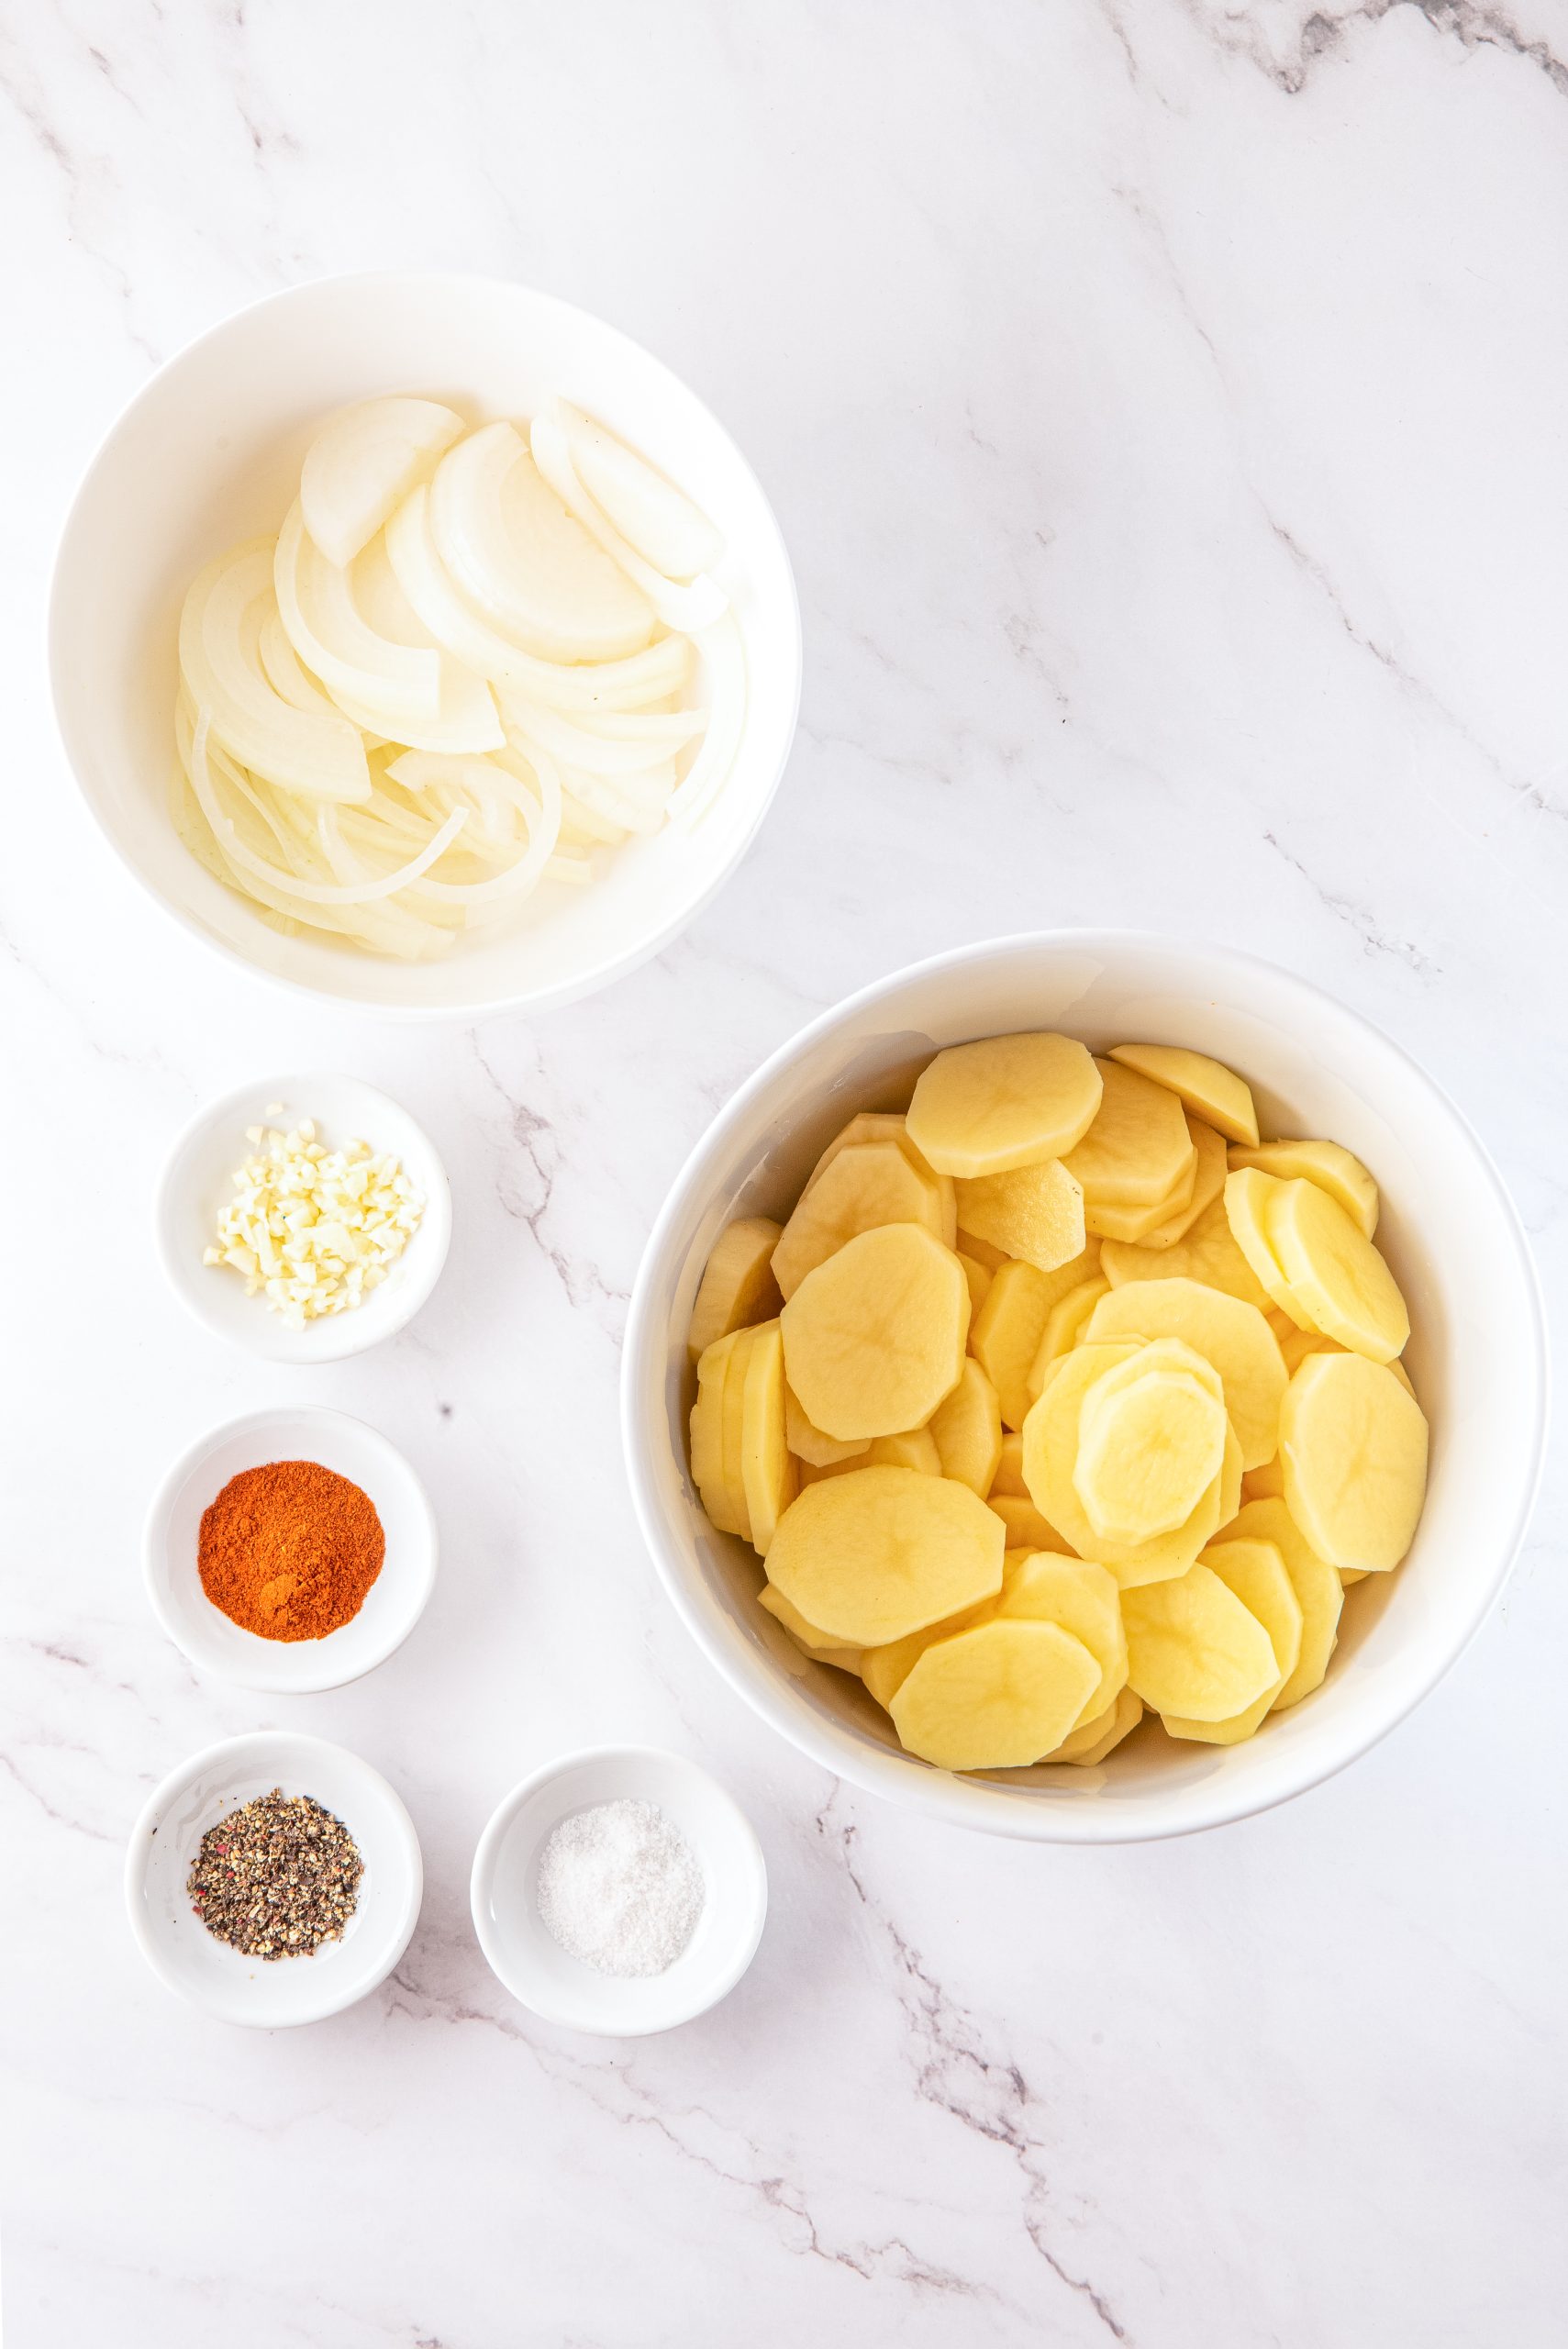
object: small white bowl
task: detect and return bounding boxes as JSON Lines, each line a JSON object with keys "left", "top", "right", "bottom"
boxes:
{"left": 143, "top": 1405, "right": 438, "bottom": 1693}
{"left": 126, "top": 1731, "right": 423, "bottom": 2026}
{"left": 155, "top": 1072, "right": 451, "bottom": 1364}
{"left": 50, "top": 271, "right": 801, "bottom": 1020}
{"left": 471, "top": 1747, "right": 767, "bottom": 2036}
{"left": 622, "top": 930, "right": 1550, "bottom": 1844}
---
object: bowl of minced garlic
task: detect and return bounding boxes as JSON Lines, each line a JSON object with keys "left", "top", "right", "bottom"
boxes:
{"left": 155, "top": 1074, "right": 451, "bottom": 1363}
{"left": 143, "top": 1404, "right": 439, "bottom": 1692}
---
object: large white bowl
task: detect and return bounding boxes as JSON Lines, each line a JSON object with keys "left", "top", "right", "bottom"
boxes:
{"left": 622, "top": 932, "right": 1549, "bottom": 1843}
{"left": 50, "top": 272, "right": 801, "bottom": 1019}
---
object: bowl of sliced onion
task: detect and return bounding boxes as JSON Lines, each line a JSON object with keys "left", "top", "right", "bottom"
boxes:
{"left": 50, "top": 273, "right": 801, "bottom": 1017}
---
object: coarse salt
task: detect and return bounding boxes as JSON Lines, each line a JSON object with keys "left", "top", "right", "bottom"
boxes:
{"left": 535, "top": 1798, "right": 705, "bottom": 1978}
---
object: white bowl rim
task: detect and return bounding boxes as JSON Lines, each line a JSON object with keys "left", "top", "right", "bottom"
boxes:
{"left": 469, "top": 1742, "right": 768, "bottom": 2035}
{"left": 124, "top": 1729, "right": 425, "bottom": 2024}
{"left": 141, "top": 1403, "right": 439, "bottom": 1691}
{"left": 48, "top": 267, "right": 803, "bottom": 1025}
{"left": 621, "top": 926, "right": 1551, "bottom": 1843}
{"left": 152, "top": 1069, "right": 453, "bottom": 1364}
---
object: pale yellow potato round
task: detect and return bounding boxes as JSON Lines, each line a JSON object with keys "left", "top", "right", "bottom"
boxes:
{"left": 955, "top": 1226, "right": 1008, "bottom": 1275}
{"left": 929, "top": 1359, "right": 1004, "bottom": 1497}
{"left": 719, "top": 1327, "right": 755, "bottom": 1536}
{"left": 806, "top": 1424, "right": 942, "bottom": 1483}
{"left": 1086, "top": 1275, "right": 1288, "bottom": 1471}
{"left": 891, "top": 1618, "right": 1103, "bottom": 1771}
{"left": 1037, "top": 1695, "right": 1121, "bottom": 1763}
{"left": 690, "top": 1330, "right": 748, "bottom": 1538}
{"left": 1161, "top": 1534, "right": 1302, "bottom": 1742}
{"left": 953, "top": 1157, "right": 1086, "bottom": 1274}
{"left": 1228, "top": 1138, "right": 1377, "bottom": 1238}
{"left": 956, "top": 1250, "right": 994, "bottom": 1319}
{"left": 1074, "top": 1358, "right": 1229, "bottom": 1545}
{"left": 989, "top": 1431, "right": 1028, "bottom": 1498}
{"left": 859, "top": 1591, "right": 996, "bottom": 1709}
{"left": 1280, "top": 1352, "right": 1429, "bottom": 1572}
{"left": 1084, "top": 1153, "right": 1198, "bottom": 1242}
{"left": 1121, "top": 1562, "right": 1279, "bottom": 1721}
{"left": 1108, "top": 1043, "right": 1260, "bottom": 1148}
{"left": 994, "top": 1552, "right": 1129, "bottom": 1720}
{"left": 971, "top": 1248, "right": 1100, "bottom": 1431}
{"left": 1228, "top": 1497, "right": 1342, "bottom": 1709}
{"left": 1020, "top": 1341, "right": 1227, "bottom": 1586}
{"left": 1103, "top": 1194, "right": 1274, "bottom": 1311}
{"left": 1045, "top": 1685, "right": 1145, "bottom": 1765}
{"left": 799, "top": 1111, "right": 959, "bottom": 1251}
{"left": 740, "top": 1320, "right": 798, "bottom": 1554}
{"left": 757, "top": 1581, "right": 862, "bottom": 1662}
{"left": 1265, "top": 1177, "right": 1409, "bottom": 1364}
{"left": 687, "top": 1217, "right": 783, "bottom": 1361}
{"left": 906, "top": 1031, "right": 1103, "bottom": 1178}
{"left": 1026, "top": 1275, "right": 1111, "bottom": 1404}
{"left": 766, "top": 1464, "right": 1005, "bottom": 1646}
{"left": 988, "top": 1494, "right": 1072, "bottom": 1553}
{"left": 1129, "top": 1117, "right": 1229, "bottom": 1250}
{"left": 784, "top": 1382, "right": 869, "bottom": 1468}
{"left": 1223, "top": 1167, "right": 1313, "bottom": 1322}
{"left": 781, "top": 1222, "right": 969, "bottom": 1441}
{"left": 1063, "top": 1058, "right": 1197, "bottom": 1210}
{"left": 772, "top": 1141, "right": 946, "bottom": 1302}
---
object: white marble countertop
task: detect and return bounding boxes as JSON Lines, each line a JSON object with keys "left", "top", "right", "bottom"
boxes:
{"left": 5, "top": 3, "right": 1566, "bottom": 2342}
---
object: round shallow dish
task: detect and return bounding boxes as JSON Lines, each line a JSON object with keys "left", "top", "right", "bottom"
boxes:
{"left": 155, "top": 1072, "right": 450, "bottom": 1363}
{"left": 143, "top": 1405, "right": 437, "bottom": 1693}
{"left": 622, "top": 930, "right": 1549, "bottom": 1844}
{"left": 50, "top": 271, "right": 801, "bottom": 1019}
{"left": 126, "top": 1731, "right": 423, "bottom": 2025}
{"left": 471, "top": 1746, "right": 767, "bottom": 2036}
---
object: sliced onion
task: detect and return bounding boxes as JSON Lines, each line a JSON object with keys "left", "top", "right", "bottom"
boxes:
{"left": 275, "top": 501, "right": 441, "bottom": 723}
{"left": 668, "top": 612, "right": 748, "bottom": 828}
{"left": 530, "top": 412, "right": 728, "bottom": 634}
{"left": 560, "top": 403, "right": 723, "bottom": 581}
{"left": 300, "top": 395, "right": 465, "bottom": 568}
{"left": 429, "top": 421, "right": 656, "bottom": 662}
{"left": 501, "top": 690, "right": 701, "bottom": 779}
{"left": 386, "top": 749, "right": 561, "bottom": 906}
{"left": 179, "top": 541, "right": 372, "bottom": 801}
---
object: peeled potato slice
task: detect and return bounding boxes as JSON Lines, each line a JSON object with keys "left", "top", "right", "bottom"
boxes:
{"left": 1122, "top": 1563, "right": 1279, "bottom": 1721}
{"left": 802, "top": 1113, "right": 957, "bottom": 1247}
{"left": 1266, "top": 1178, "right": 1409, "bottom": 1364}
{"left": 781, "top": 1224, "right": 968, "bottom": 1441}
{"left": 766, "top": 1464, "right": 1005, "bottom": 1646}
{"left": 1229, "top": 1497, "right": 1342, "bottom": 1709}
{"left": 1073, "top": 1352, "right": 1229, "bottom": 1546}
{"left": 988, "top": 1494, "right": 1071, "bottom": 1553}
{"left": 891, "top": 1618, "right": 1102, "bottom": 1770}
{"left": 860, "top": 1592, "right": 996, "bottom": 1709}
{"left": 690, "top": 1330, "right": 746, "bottom": 1536}
{"left": 1086, "top": 1276, "right": 1287, "bottom": 1471}
{"left": 952, "top": 1158, "right": 1086, "bottom": 1274}
{"left": 1133, "top": 1118, "right": 1229, "bottom": 1250}
{"left": 1229, "top": 1138, "right": 1378, "bottom": 1238}
{"left": 995, "top": 1552, "right": 1129, "bottom": 1720}
{"left": 1063, "top": 1059, "right": 1196, "bottom": 1210}
{"left": 956, "top": 1227, "right": 1008, "bottom": 1274}
{"left": 772, "top": 1141, "right": 946, "bottom": 1300}
{"left": 740, "top": 1322, "right": 798, "bottom": 1554}
{"left": 784, "top": 1382, "right": 868, "bottom": 1468}
{"left": 1103, "top": 1194, "right": 1274, "bottom": 1311}
{"left": 1108, "top": 1044, "right": 1260, "bottom": 1149}
{"left": 688, "top": 1217, "right": 784, "bottom": 1361}
{"left": 1084, "top": 1151, "right": 1197, "bottom": 1242}
{"left": 1162, "top": 1535, "right": 1303, "bottom": 1742}
{"left": 957, "top": 1251, "right": 995, "bottom": 1319}
{"left": 806, "top": 1424, "right": 942, "bottom": 1482}
{"left": 1280, "top": 1353, "right": 1429, "bottom": 1572}
{"left": 929, "top": 1360, "right": 1004, "bottom": 1497}
{"left": 1026, "top": 1275, "right": 1111, "bottom": 1403}
{"left": 719, "top": 1328, "right": 756, "bottom": 1539}
{"left": 972, "top": 1249, "right": 1100, "bottom": 1431}
{"left": 906, "top": 1033, "right": 1103, "bottom": 1177}
{"left": 989, "top": 1431, "right": 1029, "bottom": 1498}
{"left": 1044, "top": 1685, "right": 1145, "bottom": 1765}
{"left": 757, "top": 1582, "right": 862, "bottom": 1665}
{"left": 1223, "top": 1168, "right": 1313, "bottom": 1323}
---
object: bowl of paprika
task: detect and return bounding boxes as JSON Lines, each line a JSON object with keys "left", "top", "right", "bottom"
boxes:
{"left": 144, "top": 1405, "right": 439, "bottom": 1692}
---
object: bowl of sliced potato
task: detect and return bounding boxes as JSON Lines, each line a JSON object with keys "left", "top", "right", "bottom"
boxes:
{"left": 622, "top": 932, "right": 1547, "bottom": 1842}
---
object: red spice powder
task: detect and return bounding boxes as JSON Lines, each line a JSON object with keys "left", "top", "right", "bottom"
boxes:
{"left": 198, "top": 1459, "right": 384, "bottom": 1642}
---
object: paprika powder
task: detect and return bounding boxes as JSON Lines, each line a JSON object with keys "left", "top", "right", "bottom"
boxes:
{"left": 198, "top": 1459, "right": 384, "bottom": 1641}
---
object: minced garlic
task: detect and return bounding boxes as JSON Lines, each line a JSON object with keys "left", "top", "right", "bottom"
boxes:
{"left": 203, "top": 1119, "right": 424, "bottom": 1329}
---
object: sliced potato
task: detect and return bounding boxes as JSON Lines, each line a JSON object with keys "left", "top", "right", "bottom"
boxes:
{"left": 690, "top": 1330, "right": 748, "bottom": 1537}
{"left": 1026, "top": 1275, "right": 1111, "bottom": 1403}
{"left": 1228, "top": 1496, "right": 1342, "bottom": 1709}
{"left": 1121, "top": 1562, "right": 1279, "bottom": 1721}
{"left": 772, "top": 1141, "right": 945, "bottom": 1301}
{"left": 1084, "top": 1161, "right": 1198, "bottom": 1243}
{"left": 1063, "top": 1058, "right": 1196, "bottom": 1210}
{"left": 972, "top": 1250, "right": 1099, "bottom": 1431}
{"left": 1086, "top": 1276, "right": 1287, "bottom": 1471}
{"left": 740, "top": 1321, "right": 797, "bottom": 1553}
{"left": 956, "top": 1250, "right": 995, "bottom": 1319}
{"left": 1044, "top": 1685, "right": 1144, "bottom": 1765}
{"left": 765, "top": 1464, "right": 1005, "bottom": 1645}
{"left": 1228, "top": 1138, "right": 1377, "bottom": 1238}
{"left": 1265, "top": 1177, "right": 1409, "bottom": 1364}
{"left": 953, "top": 1157, "right": 1086, "bottom": 1274}
{"left": 719, "top": 1327, "right": 755, "bottom": 1538}
{"left": 906, "top": 1032, "right": 1103, "bottom": 1177}
{"left": 1223, "top": 1167, "right": 1312, "bottom": 1322}
{"left": 1108, "top": 1043, "right": 1259, "bottom": 1148}
{"left": 1161, "top": 1534, "right": 1302, "bottom": 1742}
{"left": 989, "top": 1431, "right": 1029, "bottom": 1498}
{"left": 995, "top": 1552, "right": 1129, "bottom": 1719}
{"left": 891, "top": 1618, "right": 1102, "bottom": 1770}
{"left": 784, "top": 1381, "right": 869, "bottom": 1468}
{"left": 1279, "top": 1352, "right": 1429, "bottom": 1572}
{"left": 860, "top": 1592, "right": 995, "bottom": 1709}
{"left": 988, "top": 1494, "right": 1072, "bottom": 1553}
{"left": 757, "top": 1581, "right": 862, "bottom": 1664}
{"left": 929, "top": 1359, "right": 1004, "bottom": 1497}
{"left": 688, "top": 1218, "right": 783, "bottom": 1360}
{"left": 1102, "top": 1194, "right": 1274, "bottom": 1312}
{"left": 955, "top": 1227, "right": 1008, "bottom": 1275}
{"left": 781, "top": 1223, "right": 969, "bottom": 1441}
{"left": 1020, "top": 1341, "right": 1227, "bottom": 1586}
{"left": 1073, "top": 1344, "right": 1229, "bottom": 1545}
{"left": 1131, "top": 1117, "right": 1229, "bottom": 1250}
{"left": 806, "top": 1423, "right": 942, "bottom": 1482}
{"left": 800, "top": 1110, "right": 960, "bottom": 1250}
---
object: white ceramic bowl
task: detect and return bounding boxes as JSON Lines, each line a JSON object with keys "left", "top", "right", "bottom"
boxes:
{"left": 143, "top": 1406, "right": 438, "bottom": 1693}
{"left": 126, "top": 1731, "right": 423, "bottom": 2025}
{"left": 155, "top": 1073, "right": 450, "bottom": 1363}
{"left": 622, "top": 931, "right": 1549, "bottom": 1843}
{"left": 471, "top": 1746, "right": 767, "bottom": 2036}
{"left": 50, "top": 272, "right": 800, "bottom": 1019}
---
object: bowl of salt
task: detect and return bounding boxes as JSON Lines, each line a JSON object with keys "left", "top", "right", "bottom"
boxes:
{"left": 470, "top": 1746, "right": 767, "bottom": 2035}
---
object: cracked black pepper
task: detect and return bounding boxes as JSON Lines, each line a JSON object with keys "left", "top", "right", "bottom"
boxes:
{"left": 187, "top": 1787, "right": 363, "bottom": 1960}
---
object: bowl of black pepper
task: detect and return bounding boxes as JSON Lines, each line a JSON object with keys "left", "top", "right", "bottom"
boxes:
{"left": 125, "top": 1731, "right": 423, "bottom": 2025}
